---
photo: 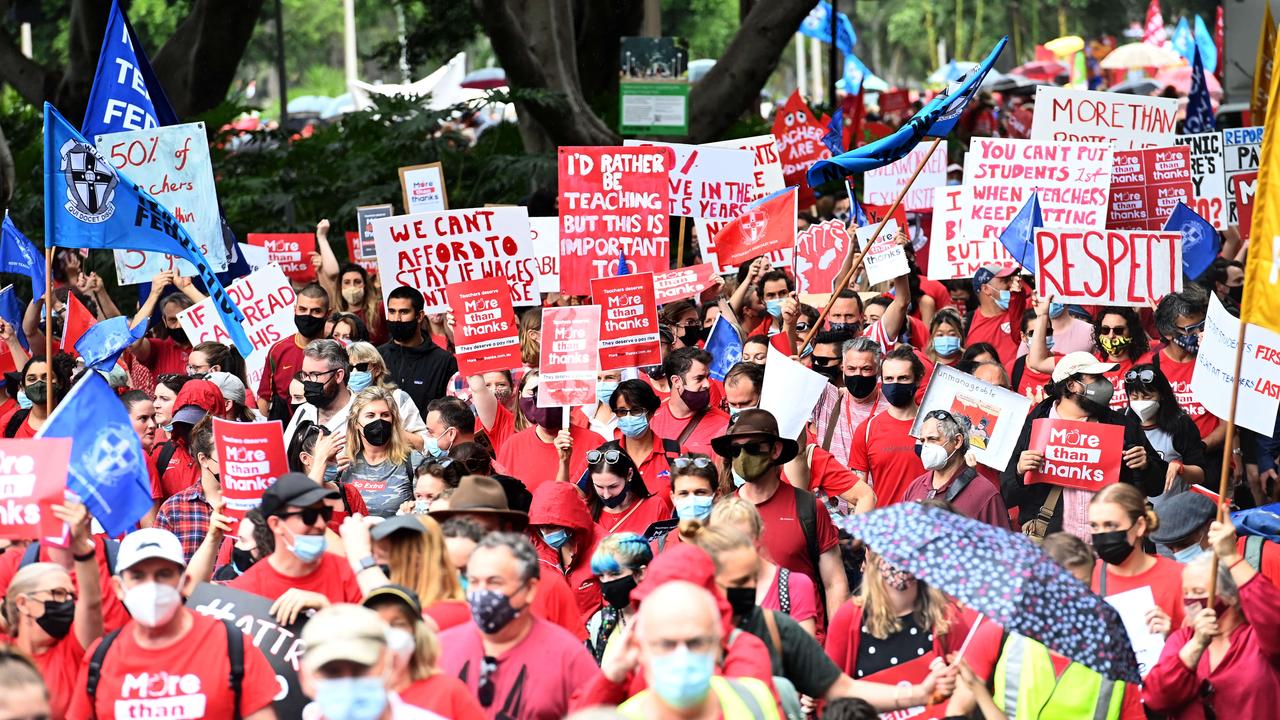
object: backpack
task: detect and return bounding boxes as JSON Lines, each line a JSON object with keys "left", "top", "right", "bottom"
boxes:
{"left": 791, "top": 485, "right": 822, "bottom": 594}
{"left": 4, "top": 408, "right": 29, "bottom": 438}
{"left": 22, "top": 539, "right": 120, "bottom": 575}
{"left": 153, "top": 440, "right": 181, "bottom": 491}
{"left": 86, "top": 619, "right": 245, "bottom": 720}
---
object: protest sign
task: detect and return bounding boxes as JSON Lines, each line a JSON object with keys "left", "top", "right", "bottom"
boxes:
{"left": 771, "top": 90, "right": 831, "bottom": 184}
{"left": 927, "top": 185, "right": 1019, "bottom": 280}
{"left": 1034, "top": 228, "right": 1181, "bottom": 306}
{"left": 1191, "top": 294, "right": 1280, "bottom": 435}
{"left": 760, "top": 346, "right": 829, "bottom": 439}
{"left": 910, "top": 364, "right": 1031, "bottom": 470}
{"left": 538, "top": 306, "right": 601, "bottom": 407}
{"left": 962, "top": 138, "right": 1112, "bottom": 242}
{"left": 187, "top": 582, "right": 309, "bottom": 718}
{"left": 877, "top": 89, "right": 911, "bottom": 117}
{"left": 213, "top": 418, "right": 286, "bottom": 521}
{"left": 351, "top": 204, "right": 393, "bottom": 269}
{"left": 0, "top": 439, "right": 71, "bottom": 540}
{"left": 1107, "top": 146, "right": 1193, "bottom": 230}
{"left": 529, "top": 216, "right": 561, "bottom": 294}
{"left": 558, "top": 146, "right": 672, "bottom": 295}
{"left": 1223, "top": 126, "right": 1262, "bottom": 227}
{"left": 1024, "top": 418, "right": 1124, "bottom": 491}
{"left": 696, "top": 135, "right": 790, "bottom": 273}
{"left": 855, "top": 219, "right": 908, "bottom": 286}
{"left": 344, "top": 232, "right": 376, "bottom": 274}
{"left": 178, "top": 264, "right": 297, "bottom": 394}
{"left": 863, "top": 141, "right": 948, "bottom": 211}
{"left": 1030, "top": 87, "right": 1177, "bottom": 149}
{"left": 448, "top": 276, "right": 521, "bottom": 377}
{"left": 238, "top": 243, "right": 270, "bottom": 273}
{"left": 95, "top": 122, "right": 226, "bottom": 284}
{"left": 399, "top": 162, "right": 448, "bottom": 214}
{"left": 246, "top": 233, "right": 317, "bottom": 283}
{"left": 1172, "top": 132, "right": 1228, "bottom": 229}
{"left": 795, "top": 220, "right": 852, "bottom": 293}
{"left": 619, "top": 36, "right": 690, "bottom": 135}
{"left": 1231, "top": 172, "right": 1259, "bottom": 240}
{"left": 623, "top": 140, "right": 754, "bottom": 219}
{"left": 1105, "top": 586, "right": 1166, "bottom": 678}
{"left": 712, "top": 188, "right": 798, "bottom": 270}
{"left": 704, "top": 316, "right": 742, "bottom": 382}
{"left": 591, "top": 273, "right": 662, "bottom": 370}
{"left": 654, "top": 263, "right": 718, "bottom": 304}
{"left": 370, "top": 207, "right": 537, "bottom": 314}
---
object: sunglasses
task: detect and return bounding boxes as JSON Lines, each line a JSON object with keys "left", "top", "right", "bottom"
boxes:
{"left": 587, "top": 449, "right": 624, "bottom": 465}
{"left": 1124, "top": 369, "right": 1156, "bottom": 385}
{"left": 276, "top": 506, "right": 334, "bottom": 526}
{"left": 353, "top": 362, "right": 370, "bottom": 372}
{"left": 720, "top": 440, "right": 774, "bottom": 458}
{"left": 1097, "top": 325, "right": 1128, "bottom": 336}
{"left": 478, "top": 655, "right": 499, "bottom": 707}
{"left": 924, "top": 409, "right": 954, "bottom": 423}
{"left": 671, "top": 456, "right": 714, "bottom": 470}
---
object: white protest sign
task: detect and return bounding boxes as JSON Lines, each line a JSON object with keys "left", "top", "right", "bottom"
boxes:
{"left": 927, "top": 185, "right": 1018, "bottom": 280}
{"left": 910, "top": 364, "right": 1031, "bottom": 470}
{"left": 1223, "top": 126, "right": 1263, "bottom": 227}
{"left": 864, "top": 141, "right": 948, "bottom": 212}
{"left": 1034, "top": 228, "right": 1181, "bottom": 306}
{"left": 1173, "top": 132, "right": 1229, "bottom": 229}
{"left": 1104, "top": 586, "right": 1166, "bottom": 678}
{"left": 695, "top": 135, "right": 790, "bottom": 273}
{"left": 855, "top": 219, "right": 908, "bottom": 286}
{"left": 529, "top": 217, "right": 561, "bottom": 294}
{"left": 1030, "top": 86, "right": 1177, "bottom": 149}
{"left": 760, "top": 345, "right": 829, "bottom": 440}
{"left": 238, "top": 243, "right": 271, "bottom": 274}
{"left": 95, "top": 121, "right": 227, "bottom": 284}
{"left": 177, "top": 263, "right": 297, "bottom": 394}
{"left": 370, "top": 207, "right": 537, "bottom": 314}
{"left": 623, "top": 140, "right": 755, "bottom": 219}
{"left": 1191, "top": 294, "right": 1280, "bottom": 435}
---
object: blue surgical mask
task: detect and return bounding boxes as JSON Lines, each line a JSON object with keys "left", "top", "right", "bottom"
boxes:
{"left": 994, "top": 289, "right": 1011, "bottom": 310}
{"left": 675, "top": 496, "right": 714, "bottom": 522}
{"left": 728, "top": 405, "right": 757, "bottom": 418}
{"left": 288, "top": 532, "right": 327, "bottom": 563}
{"left": 313, "top": 676, "right": 387, "bottom": 720}
{"left": 1048, "top": 302, "right": 1066, "bottom": 319}
{"left": 596, "top": 381, "right": 619, "bottom": 405}
{"left": 650, "top": 647, "right": 715, "bottom": 710}
{"left": 931, "top": 336, "right": 961, "bottom": 356}
{"left": 731, "top": 469, "right": 747, "bottom": 488}
{"left": 458, "top": 573, "right": 469, "bottom": 592}
{"left": 423, "top": 432, "right": 451, "bottom": 458}
{"left": 348, "top": 370, "right": 373, "bottom": 392}
{"left": 540, "top": 528, "right": 569, "bottom": 549}
{"left": 618, "top": 414, "right": 649, "bottom": 439}
{"left": 413, "top": 499, "right": 431, "bottom": 514}
{"left": 15, "top": 390, "right": 30, "bottom": 410}
{"left": 161, "top": 422, "right": 174, "bottom": 434}
{"left": 1174, "top": 544, "right": 1206, "bottom": 564}
{"left": 765, "top": 299, "right": 784, "bottom": 318}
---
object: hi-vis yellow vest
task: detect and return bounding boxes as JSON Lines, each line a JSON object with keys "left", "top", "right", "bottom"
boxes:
{"left": 993, "top": 634, "right": 1127, "bottom": 720}
{"left": 618, "top": 676, "right": 780, "bottom": 720}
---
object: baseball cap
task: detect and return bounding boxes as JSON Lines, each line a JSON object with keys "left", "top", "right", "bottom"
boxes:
{"left": 971, "top": 263, "right": 1018, "bottom": 293}
{"left": 370, "top": 514, "right": 427, "bottom": 542}
{"left": 1051, "top": 351, "right": 1120, "bottom": 383}
{"left": 301, "top": 604, "right": 387, "bottom": 672}
{"left": 116, "top": 528, "right": 186, "bottom": 574}
{"left": 206, "top": 371, "right": 246, "bottom": 406}
{"left": 363, "top": 584, "right": 424, "bottom": 617}
{"left": 259, "top": 472, "right": 339, "bottom": 518}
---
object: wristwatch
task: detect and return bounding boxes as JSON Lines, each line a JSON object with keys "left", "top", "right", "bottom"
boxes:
{"left": 355, "top": 555, "right": 378, "bottom": 573}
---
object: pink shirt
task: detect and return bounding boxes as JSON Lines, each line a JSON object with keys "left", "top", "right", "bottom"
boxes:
{"left": 761, "top": 565, "right": 819, "bottom": 625}
{"left": 810, "top": 384, "right": 889, "bottom": 467}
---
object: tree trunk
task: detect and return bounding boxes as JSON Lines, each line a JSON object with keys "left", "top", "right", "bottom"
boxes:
{"left": 152, "top": 0, "right": 269, "bottom": 118}
{"left": 0, "top": 0, "right": 61, "bottom": 107}
{"left": 0, "top": 121, "right": 14, "bottom": 212}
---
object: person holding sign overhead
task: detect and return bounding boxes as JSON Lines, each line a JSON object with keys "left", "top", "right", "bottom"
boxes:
{"left": 497, "top": 370, "right": 595, "bottom": 494}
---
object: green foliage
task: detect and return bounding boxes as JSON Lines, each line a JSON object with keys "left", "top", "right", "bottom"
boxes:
{"left": 662, "top": 0, "right": 738, "bottom": 59}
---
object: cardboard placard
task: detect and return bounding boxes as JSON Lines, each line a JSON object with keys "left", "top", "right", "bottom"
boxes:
{"left": 1105, "top": 586, "right": 1166, "bottom": 678}
{"left": 1024, "top": 418, "right": 1124, "bottom": 491}
{"left": 353, "top": 203, "right": 394, "bottom": 266}
{"left": 95, "top": 122, "right": 227, "bottom": 283}
{"left": 538, "top": 306, "right": 601, "bottom": 407}
{"left": 654, "top": 263, "right": 718, "bottom": 304}
{"left": 760, "top": 346, "right": 829, "bottom": 439}
{"left": 558, "top": 147, "right": 672, "bottom": 295}
{"left": 695, "top": 135, "right": 790, "bottom": 273}
{"left": 1107, "top": 146, "right": 1194, "bottom": 230}
{"left": 1172, "top": 132, "right": 1229, "bottom": 229}
{"left": 1030, "top": 86, "right": 1178, "bottom": 149}
{"left": 623, "top": 140, "right": 755, "bottom": 219}
{"left": 1231, "top": 171, "right": 1259, "bottom": 240}
{"left": 238, "top": 242, "right": 270, "bottom": 274}
{"left": 771, "top": 90, "right": 831, "bottom": 184}
{"left": 863, "top": 141, "right": 948, "bottom": 212}
{"left": 910, "top": 364, "right": 1032, "bottom": 471}
{"left": 0, "top": 439, "right": 72, "bottom": 540}
{"left": 529, "top": 217, "right": 561, "bottom": 294}
{"left": 213, "top": 418, "right": 287, "bottom": 521}
{"left": 448, "top": 276, "right": 522, "bottom": 377}
{"left": 591, "top": 273, "right": 662, "bottom": 370}
{"left": 927, "top": 185, "right": 1018, "bottom": 280}
{"left": 370, "top": 207, "right": 537, "bottom": 314}
{"left": 1223, "top": 126, "right": 1263, "bottom": 227}
{"left": 399, "top": 162, "right": 449, "bottom": 214}
{"left": 1191, "top": 294, "right": 1280, "bottom": 435}
{"left": 855, "top": 219, "right": 908, "bottom": 286}
{"left": 795, "top": 220, "right": 852, "bottom": 294}
{"left": 246, "top": 233, "right": 317, "bottom": 283}
{"left": 1034, "top": 228, "right": 1181, "bottom": 306}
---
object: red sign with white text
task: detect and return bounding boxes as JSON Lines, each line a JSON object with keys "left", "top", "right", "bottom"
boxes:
{"left": 861, "top": 202, "right": 909, "bottom": 233}
{"left": 1107, "top": 146, "right": 1193, "bottom": 230}
{"left": 1024, "top": 418, "right": 1123, "bottom": 491}
{"left": 213, "top": 418, "right": 288, "bottom": 521}
{"left": 1232, "top": 171, "right": 1259, "bottom": 240}
{"left": 591, "top": 273, "right": 662, "bottom": 370}
{"left": 771, "top": 91, "right": 831, "bottom": 184}
{"left": 448, "top": 277, "right": 521, "bottom": 377}
{"left": 247, "top": 233, "right": 317, "bottom": 283}
{"left": 345, "top": 232, "right": 378, "bottom": 275}
{"left": 538, "top": 306, "right": 601, "bottom": 407}
{"left": 654, "top": 263, "right": 719, "bottom": 304}
{"left": 0, "top": 439, "right": 71, "bottom": 540}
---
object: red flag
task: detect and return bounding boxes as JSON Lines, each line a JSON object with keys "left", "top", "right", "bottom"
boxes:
{"left": 712, "top": 188, "right": 798, "bottom": 269}
{"left": 60, "top": 292, "right": 95, "bottom": 355}
{"left": 1143, "top": 0, "right": 1167, "bottom": 47}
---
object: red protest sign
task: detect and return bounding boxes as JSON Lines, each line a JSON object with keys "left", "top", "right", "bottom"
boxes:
{"left": 345, "top": 232, "right": 377, "bottom": 275}
{"left": 1232, "top": 171, "right": 1259, "bottom": 240}
{"left": 538, "top": 306, "right": 600, "bottom": 407}
{"left": 448, "top": 276, "right": 521, "bottom": 377}
{"left": 213, "top": 418, "right": 288, "bottom": 521}
{"left": 1035, "top": 228, "right": 1181, "bottom": 307}
{"left": 654, "top": 263, "right": 718, "bottom": 304}
{"left": 558, "top": 147, "right": 673, "bottom": 296}
{"left": 1107, "top": 146, "right": 1193, "bottom": 230}
{"left": 247, "top": 233, "right": 317, "bottom": 282}
{"left": 878, "top": 90, "right": 911, "bottom": 117}
{"left": 712, "top": 187, "right": 798, "bottom": 269}
{"left": 1024, "top": 418, "right": 1123, "bottom": 491}
{"left": 591, "top": 273, "right": 662, "bottom": 370}
{"left": 795, "top": 220, "right": 852, "bottom": 294}
{"left": 771, "top": 91, "right": 831, "bottom": 184}
{"left": 861, "top": 202, "right": 909, "bottom": 233}
{"left": 0, "top": 438, "right": 71, "bottom": 540}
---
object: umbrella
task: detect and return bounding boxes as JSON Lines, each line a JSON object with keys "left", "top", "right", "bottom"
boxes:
{"left": 980, "top": 70, "right": 1010, "bottom": 91}
{"left": 928, "top": 60, "right": 979, "bottom": 86}
{"left": 990, "top": 74, "right": 1042, "bottom": 93}
{"left": 286, "top": 95, "right": 333, "bottom": 115}
{"left": 1044, "top": 35, "right": 1085, "bottom": 57}
{"left": 1156, "top": 65, "right": 1223, "bottom": 98}
{"left": 1011, "top": 60, "right": 1068, "bottom": 83}
{"left": 834, "top": 503, "right": 1142, "bottom": 684}
{"left": 460, "top": 67, "right": 507, "bottom": 90}
{"left": 1099, "top": 42, "right": 1183, "bottom": 70}
{"left": 1109, "top": 78, "right": 1162, "bottom": 96}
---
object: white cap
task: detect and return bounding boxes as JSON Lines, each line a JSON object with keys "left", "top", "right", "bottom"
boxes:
{"left": 115, "top": 528, "right": 186, "bottom": 574}
{"left": 1051, "top": 351, "right": 1119, "bottom": 383}
{"left": 206, "top": 371, "right": 247, "bottom": 406}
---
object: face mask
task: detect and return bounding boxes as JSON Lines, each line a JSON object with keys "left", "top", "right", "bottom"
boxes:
{"left": 341, "top": 286, "right": 365, "bottom": 305}
{"left": 732, "top": 450, "right": 773, "bottom": 483}
{"left": 993, "top": 289, "right": 1011, "bottom": 310}
{"left": 727, "top": 405, "right": 757, "bottom": 418}
{"left": 1091, "top": 529, "right": 1135, "bottom": 565}
{"left": 675, "top": 495, "right": 714, "bottom": 522}
{"left": 596, "top": 381, "right": 619, "bottom": 405}
{"left": 918, "top": 442, "right": 956, "bottom": 471}
{"left": 540, "top": 528, "right": 569, "bottom": 549}
{"left": 413, "top": 499, "right": 431, "bottom": 514}
{"left": 679, "top": 386, "right": 711, "bottom": 413}
{"left": 725, "top": 585, "right": 757, "bottom": 618}
{"left": 878, "top": 559, "right": 916, "bottom": 592}
{"left": 348, "top": 370, "right": 373, "bottom": 392}
{"left": 24, "top": 381, "right": 47, "bottom": 406}
{"left": 1227, "top": 285, "right": 1243, "bottom": 305}
{"left": 600, "top": 575, "right": 637, "bottom": 610}
{"left": 765, "top": 299, "right": 784, "bottom": 318}
{"left": 231, "top": 545, "right": 257, "bottom": 573}
{"left": 313, "top": 676, "right": 388, "bottom": 720}
{"left": 294, "top": 313, "right": 325, "bottom": 339}
{"left": 812, "top": 364, "right": 841, "bottom": 384}
{"left": 1130, "top": 399, "right": 1160, "bottom": 424}
{"left": 385, "top": 627, "right": 416, "bottom": 662}
{"left": 1048, "top": 302, "right": 1066, "bottom": 318}
{"left": 492, "top": 388, "right": 513, "bottom": 404}
{"left": 519, "top": 396, "right": 563, "bottom": 430}
{"left": 303, "top": 378, "right": 338, "bottom": 408}
{"left": 287, "top": 530, "right": 328, "bottom": 563}
{"left": 361, "top": 418, "right": 393, "bottom": 447}
{"left": 641, "top": 364, "right": 668, "bottom": 380}
{"left": 1183, "top": 595, "right": 1230, "bottom": 619}
{"left": 932, "top": 335, "right": 961, "bottom": 357}
{"left": 1173, "top": 332, "right": 1200, "bottom": 354}
{"left": 1075, "top": 378, "right": 1114, "bottom": 414}
{"left": 650, "top": 647, "right": 715, "bottom": 709}
{"left": 844, "top": 373, "right": 878, "bottom": 400}
{"left": 1099, "top": 335, "right": 1132, "bottom": 356}
{"left": 599, "top": 487, "right": 629, "bottom": 509}
{"left": 122, "top": 581, "right": 183, "bottom": 628}
{"left": 161, "top": 422, "right": 174, "bottom": 434}
{"left": 162, "top": 326, "right": 187, "bottom": 346}
{"left": 881, "top": 381, "right": 917, "bottom": 408}
{"left": 679, "top": 326, "right": 707, "bottom": 347}
{"left": 1173, "top": 544, "right": 1206, "bottom": 564}
{"left": 386, "top": 319, "right": 419, "bottom": 343}
{"left": 468, "top": 587, "right": 524, "bottom": 634}
{"left": 731, "top": 469, "right": 747, "bottom": 488}
{"left": 31, "top": 598, "right": 74, "bottom": 638}
{"left": 15, "top": 390, "right": 30, "bottom": 410}
{"left": 618, "top": 414, "right": 649, "bottom": 439}
{"left": 423, "top": 431, "right": 451, "bottom": 458}
{"left": 829, "top": 321, "right": 862, "bottom": 335}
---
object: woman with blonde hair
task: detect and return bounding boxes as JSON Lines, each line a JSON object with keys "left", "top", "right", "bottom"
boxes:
{"left": 345, "top": 341, "right": 427, "bottom": 449}
{"left": 0, "top": 645, "right": 50, "bottom": 720}
{"left": 369, "top": 514, "right": 470, "bottom": 631}
{"left": 339, "top": 386, "right": 423, "bottom": 517}
{"left": 1088, "top": 482, "right": 1184, "bottom": 636}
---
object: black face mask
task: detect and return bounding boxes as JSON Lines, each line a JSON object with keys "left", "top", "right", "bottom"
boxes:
{"left": 600, "top": 575, "right": 637, "bottom": 610}
{"left": 387, "top": 319, "right": 419, "bottom": 343}
{"left": 231, "top": 546, "right": 257, "bottom": 574}
{"left": 35, "top": 598, "right": 75, "bottom": 639}
{"left": 725, "top": 586, "right": 757, "bottom": 619}
{"left": 294, "top": 314, "right": 325, "bottom": 339}
{"left": 361, "top": 418, "right": 394, "bottom": 447}
{"left": 679, "top": 386, "right": 711, "bottom": 412}
{"left": 812, "top": 364, "right": 841, "bottom": 385}
{"left": 1227, "top": 285, "right": 1244, "bottom": 305}
{"left": 168, "top": 327, "right": 189, "bottom": 346}
{"left": 679, "top": 326, "right": 707, "bottom": 347}
{"left": 843, "top": 373, "right": 878, "bottom": 400}
{"left": 303, "top": 378, "right": 338, "bottom": 408}
{"left": 882, "top": 381, "right": 917, "bottom": 408}
{"left": 1092, "top": 529, "right": 1135, "bottom": 566}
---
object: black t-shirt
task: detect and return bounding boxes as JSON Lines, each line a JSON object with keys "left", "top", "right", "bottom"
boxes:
{"left": 854, "top": 612, "right": 934, "bottom": 677}
{"left": 738, "top": 608, "right": 842, "bottom": 698}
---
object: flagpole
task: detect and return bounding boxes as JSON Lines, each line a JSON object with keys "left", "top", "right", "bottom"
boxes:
{"left": 799, "top": 136, "right": 944, "bottom": 350}
{"left": 677, "top": 217, "right": 687, "bottom": 268}
{"left": 43, "top": 246, "right": 53, "bottom": 416}
{"left": 1207, "top": 318, "right": 1249, "bottom": 605}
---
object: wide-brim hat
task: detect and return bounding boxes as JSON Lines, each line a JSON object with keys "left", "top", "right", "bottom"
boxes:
{"left": 429, "top": 474, "right": 529, "bottom": 529}
{"left": 709, "top": 409, "right": 798, "bottom": 466}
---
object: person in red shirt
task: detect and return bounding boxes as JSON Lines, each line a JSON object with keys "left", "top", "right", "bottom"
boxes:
{"left": 1091, "top": 307, "right": 1154, "bottom": 411}
{"left": 3, "top": 354, "right": 72, "bottom": 439}
{"left": 651, "top": 347, "right": 730, "bottom": 457}
{"left": 748, "top": 269, "right": 802, "bottom": 355}
{"left": 963, "top": 263, "right": 1025, "bottom": 363}
{"left": 129, "top": 269, "right": 203, "bottom": 376}
{"left": 151, "top": 379, "right": 224, "bottom": 501}
{"left": 583, "top": 441, "right": 674, "bottom": 535}
{"left": 1153, "top": 286, "right": 1224, "bottom": 472}
{"left": 848, "top": 346, "right": 927, "bottom": 508}
{"left": 255, "top": 283, "right": 331, "bottom": 419}
{"left": 1088, "top": 484, "right": 1186, "bottom": 636}
{"left": 466, "top": 373, "right": 516, "bottom": 457}
{"left": 0, "top": 533, "right": 131, "bottom": 634}
{"left": 66, "top": 527, "right": 277, "bottom": 720}
{"left": 528, "top": 480, "right": 606, "bottom": 623}
{"left": 498, "top": 370, "right": 595, "bottom": 493}
{"left": 605, "top": 379, "right": 676, "bottom": 497}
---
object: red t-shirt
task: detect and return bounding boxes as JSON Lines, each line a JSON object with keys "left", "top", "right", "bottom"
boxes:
{"left": 497, "top": 424, "right": 596, "bottom": 493}
{"left": 806, "top": 445, "right": 863, "bottom": 498}
{"left": 533, "top": 567, "right": 590, "bottom": 641}
{"left": 150, "top": 441, "right": 199, "bottom": 500}
{"left": 228, "top": 551, "right": 363, "bottom": 604}
{"left": 1159, "top": 350, "right": 1220, "bottom": 439}
{"left": 401, "top": 673, "right": 485, "bottom": 720}
{"left": 848, "top": 412, "right": 926, "bottom": 508}
{"left": 10, "top": 415, "right": 38, "bottom": 438}
{"left": 610, "top": 428, "right": 675, "bottom": 498}
{"left": 425, "top": 598, "right": 472, "bottom": 632}
{"left": 1101, "top": 352, "right": 1154, "bottom": 412}
{"left": 67, "top": 611, "right": 278, "bottom": 720}
{"left": 650, "top": 404, "right": 730, "bottom": 457}
{"left": 598, "top": 493, "right": 674, "bottom": 535}
{"left": 740, "top": 482, "right": 840, "bottom": 588}
{"left": 256, "top": 335, "right": 306, "bottom": 404}
{"left": 918, "top": 277, "right": 955, "bottom": 315}
{"left": 0, "top": 536, "right": 131, "bottom": 634}
{"left": 1091, "top": 555, "right": 1187, "bottom": 631}
{"left": 481, "top": 402, "right": 517, "bottom": 457}
{"left": 141, "top": 337, "right": 191, "bottom": 376}
{"left": 33, "top": 629, "right": 84, "bottom": 720}
{"left": 967, "top": 305, "right": 1023, "bottom": 364}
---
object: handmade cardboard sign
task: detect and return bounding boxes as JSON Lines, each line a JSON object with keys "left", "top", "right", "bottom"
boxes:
{"left": 529, "top": 217, "right": 561, "bottom": 294}
{"left": 864, "top": 141, "right": 948, "bottom": 212}
{"left": 1107, "top": 146, "right": 1193, "bottom": 230}
{"left": 1231, "top": 172, "right": 1259, "bottom": 240}
{"left": 213, "top": 418, "right": 287, "bottom": 521}
{"left": 246, "top": 233, "right": 317, "bottom": 283}
{"left": 927, "top": 185, "right": 1018, "bottom": 280}
{"left": 623, "top": 140, "right": 754, "bottom": 219}
{"left": 538, "top": 306, "right": 601, "bottom": 407}
{"left": 1223, "top": 126, "right": 1262, "bottom": 227}
{"left": 1191, "top": 294, "right": 1280, "bottom": 435}
{"left": 591, "top": 273, "right": 662, "bottom": 370}
{"left": 1024, "top": 418, "right": 1123, "bottom": 491}
{"left": 771, "top": 90, "right": 831, "bottom": 184}
{"left": 910, "top": 364, "right": 1031, "bottom": 470}
{"left": 1030, "top": 87, "right": 1177, "bottom": 149}
{"left": 1172, "top": 132, "right": 1228, "bottom": 229}
{"left": 1034, "top": 228, "right": 1181, "bottom": 306}
{"left": 795, "top": 220, "right": 852, "bottom": 293}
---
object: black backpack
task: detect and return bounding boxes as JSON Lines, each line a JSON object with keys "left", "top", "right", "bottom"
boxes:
{"left": 21, "top": 539, "right": 119, "bottom": 574}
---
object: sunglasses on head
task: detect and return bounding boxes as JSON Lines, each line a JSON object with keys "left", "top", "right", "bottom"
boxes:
{"left": 586, "top": 449, "right": 624, "bottom": 466}
{"left": 721, "top": 440, "right": 774, "bottom": 458}
{"left": 277, "top": 505, "right": 334, "bottom": 526}
{"left": 1124, "top": 369, "right": 1156, "bottom": 385}
{"left": 924, "top": 409, "right": 954, "bottom": 423}
{"left": 671, "top": 456, "right": 714, "bottom": 470}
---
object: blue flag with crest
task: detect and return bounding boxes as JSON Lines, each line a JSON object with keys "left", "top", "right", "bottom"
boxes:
{"left": 43, "top": 103, "right": 253, "bottom": 356}
{"left": 36, "top": 372, "right": 153, "bottom": 536}
{"left": 0, "top": 213, "right": 46, "bottom": 303}
{"left": 798, "top": 1, "right": 857, "bottom": 55}
{"left": 999, "top": 192, "right": 1043, "bottom": 272}
{"left": 1163, "top": 201, "right": 1220, "bottom": 279}
{"left": 0, "top": 286, "right": 29, "bottom": 351}
{"left": 1183, "top": 48, "right": 1216, "bottom": 134}
{"left": 82, "top": 0, "right": 179, "bottom": 139}
{"left": 704, "top": 316, "right": 742, "bottom": 382}
{"left": 75, "top": 315, "right": 149, "bottom": 371}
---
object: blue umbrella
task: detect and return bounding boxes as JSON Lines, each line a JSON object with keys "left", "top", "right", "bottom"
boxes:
{"left": 834, "top": 503, "right": 1141, "bottom": 684}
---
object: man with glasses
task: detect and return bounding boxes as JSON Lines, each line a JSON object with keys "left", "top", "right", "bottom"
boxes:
{"left": 1154, "top": 285, "right": 1225, "bottom": 469}
{"left": 257, "top": 282, "right": 331, "bottom": 419}
{"left": 230, "top": 473, "right": 364, "bottom": 624}
{"left": 282, "top": 339, "right": 354, "bottom": 452}
{"left": 438, "top": 532, "right": 595, "bottom": 719}
{"left": 900, "top": 410, "right": 1010, "bottom": 527}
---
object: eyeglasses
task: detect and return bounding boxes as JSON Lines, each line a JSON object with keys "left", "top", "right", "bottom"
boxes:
{"left": 720, "top": 440, "right": 774, "bottom": 458}
{"left": 613, "top": 407, "right": 648, "bottom": 418}
{"left": 1098, "top": 325, "right": 1128, "bottom": 336}
{"left": 477, "top": 655, "right": 499, "bottom": 707}
{"left": 671, "top": 456, "right": 714, "bottom": 471}
{"left": 587, "top": 449, "right": 624, "bottom": 465}
{"left": 1124, "top": 369, "right": 1156, "bottom": 385}
{"left": 276, "top": 506, "right": 334, "bottom": 526}
{"left": 298, "top": 368, "right": 340, "bottom": 383}
{"left": 795, "top": 322, "right": 811, "bottom": 332}
{"left": 1176, "top": 320, "right": 1206, "bottom": 334}
{"left": 28, "top": 588, "right": 76, "bottom": 603}
{"left": 352, "top": 362, "right": 370, "bottom": 372}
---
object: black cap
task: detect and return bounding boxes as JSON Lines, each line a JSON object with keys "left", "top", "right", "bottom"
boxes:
{"left": 260, "top": 472, "right": 339, "bottom": 518}
{"left": 370, "top": 514, "right": 428, "bottom": 541}
{"left": 363, "top": 584, "right": 423, "bottom": 617}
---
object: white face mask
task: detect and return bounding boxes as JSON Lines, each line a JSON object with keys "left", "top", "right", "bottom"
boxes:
{"left": 123, "top": 581, "right": 183, "bottom": 628}
{"left": 919, "top": 442, "right": 955, "bottom": 471}
{"left": 385, "top": 627, "right": 416, "bottom": 661}
{"left": 1130, "top": 399, "right": 1160, "bottom": 423}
